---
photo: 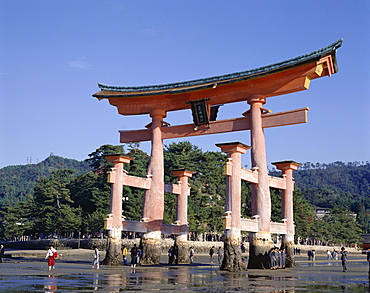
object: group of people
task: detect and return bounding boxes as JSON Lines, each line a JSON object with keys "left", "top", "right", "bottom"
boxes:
{"left": 2, "top": 242, "right": 357, "bottom": 274}
{"left": 168, "top": 244, "right": 179, "bottom": 264}
{"left": 208, "top": 246, "right": 224, "bottom": 265}
{"left": 307, "top": 249, "right": 316, "bottom": 261}
{"left": 308, "top": 247, "right": 349, "bottom": 272}
{"left": 326, "top": 249, "right": 339, "bottom": 260}
{"left": 269, "top": 247, "right": 286, "bottom": 270}
{"left": 122, "top": 244, "right": 142, "bottom": 269}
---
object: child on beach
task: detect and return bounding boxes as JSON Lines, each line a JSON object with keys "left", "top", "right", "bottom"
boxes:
{"left": 92, "top": 246, "right": 100, "bottom": 269}
{"left": 45, "top": 245, "right": 58, "bottom": 271}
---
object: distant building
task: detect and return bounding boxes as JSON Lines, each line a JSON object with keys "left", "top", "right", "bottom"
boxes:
{"left": 315, "top": 207, "right": 356, "bottom": 221}
{"left": 315, "top": 207, "right": 330, "bottom": 219}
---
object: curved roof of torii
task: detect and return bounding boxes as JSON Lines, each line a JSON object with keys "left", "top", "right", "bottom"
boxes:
{"left": 93, "top": 39, "right": 342, "bottom": 115}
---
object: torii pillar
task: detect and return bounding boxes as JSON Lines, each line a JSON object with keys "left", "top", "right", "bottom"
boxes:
{"left": 247, "top": 95, "right": 273, "bottom": 269}
{"left": 140, "top": 109, "right": 166, "bottom": 265}
{"left": 172, "top": 169, "right": 195, "bottom": 263}
{"left": 272, "top": 160, "right": 301, "bottom": 268}
{"left": 103, "top": 154, "right": 132, "bottom": 265}
{"left": 217, "top": 142, "right": 250, "bottom": 271}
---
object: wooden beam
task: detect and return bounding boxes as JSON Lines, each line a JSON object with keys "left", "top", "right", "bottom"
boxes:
{"left": 121, "top": 174, "right": 182, "bottom": 194}
{"left": 239, "top": 168, "right": 287, "bottom": 189}
{"left": 270, "top": 221, "right": 288, "bottom": 234}
{"left": 122, "top": 175, "right": 151, "bottom": 189}
{"left": 120, "top": 107, "right": 309, "bottom": 143}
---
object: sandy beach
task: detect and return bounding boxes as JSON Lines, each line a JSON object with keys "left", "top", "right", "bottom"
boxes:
{"left": 0, "top": 249, "right": 368, "bottom": 292}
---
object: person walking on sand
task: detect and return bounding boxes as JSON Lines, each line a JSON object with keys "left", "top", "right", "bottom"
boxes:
{"left": 92, "top": 246, "right": 100, "bottom": 269}
{"left": 137, "top": 248, "right": 143, "bottom": 265}
{"left": 173, "top": 244, "right": 179, "bottom": 265}
{"left": 168, "top": 246, "right": 174, "bottom": 265}
{"left": 340, "top": 247, "right": 348, "bottom": 272}
{"left": 45, "top": 245, "right": 58, "bottom": 271}
{"left": 122, "top": 245, "right": 128, "bottom": 265}
{"left": 217, "top": 247, "right": 223, "bottom": 265}
{"left": 209, "top": 246, "right": 215, "bottom": 263}
{"left": 189, "top": 247, "right": 195, "bottom": 264}
{"left": 326, "top": 250, "right": 332, "bottom": 260}
{"left": 0, "top": 244, "right": 4, "bottom": 263}
{"left": 130, "top": 244, "right": 139, "bottom": 269}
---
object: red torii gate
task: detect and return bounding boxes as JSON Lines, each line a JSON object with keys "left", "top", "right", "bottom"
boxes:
{"left": 93, "top": 39, "right": 342, "bottom": 270}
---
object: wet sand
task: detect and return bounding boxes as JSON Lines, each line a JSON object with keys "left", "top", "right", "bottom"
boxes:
{"left": 0, "top": 249, "right": 368, "bottom": 292}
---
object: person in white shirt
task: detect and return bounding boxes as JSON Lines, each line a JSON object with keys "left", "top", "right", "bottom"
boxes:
{"left": 45, "top": 245, "right": 57, "bottom": 271}
{"left": 92, "top": 246, "right": 100, "bottom": 269}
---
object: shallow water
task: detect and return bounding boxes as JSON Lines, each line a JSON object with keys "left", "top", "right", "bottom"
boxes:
{"left": 0, "top": 253, "right": 368, "bottom": 292}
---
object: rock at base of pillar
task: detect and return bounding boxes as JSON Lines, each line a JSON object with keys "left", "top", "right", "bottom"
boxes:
{"left": 140, "top": 231, "right": 161, "bottom": 265}
{"left": 247, "top": 233, "right": 272, "bottom": 269}
{"left": 282, "top": 241, "right": 296, "bottom": 268}
{"left": 102, "top": 235, "right": 122, "bottom": 266}
{"left": 176, "top": 234, "right": 189, "bottom": 264}
{"left": 220, "top": 238, "right": 246, "bottom": 272}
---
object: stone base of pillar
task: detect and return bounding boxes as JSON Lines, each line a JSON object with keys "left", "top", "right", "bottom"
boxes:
{"left": 140, "top": 231, "right": 161, "bottom": 265}
{"left": 102, "top": 233, "right": 122, "bottom": 266}
{"left": 247, "top": 232, "right": 272, "bottom": 269}
{"left": 176, "top": 234, "right": 189, "bottom": 264}
{"left": 282, "top": 239, "right": 296, "bottom": 268}
{"left": 220, "top": 233, "right": 246, "bottom": 272}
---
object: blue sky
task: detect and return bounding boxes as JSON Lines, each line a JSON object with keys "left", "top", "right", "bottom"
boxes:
{"left": 1, "top": 1, "right": 369, "bottom": 169}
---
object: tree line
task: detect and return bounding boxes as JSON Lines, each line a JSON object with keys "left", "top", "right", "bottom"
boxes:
{"left": 0, "top": 142, "right": 365, "bottom": 246}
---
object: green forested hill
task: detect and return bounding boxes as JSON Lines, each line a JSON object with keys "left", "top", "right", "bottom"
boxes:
{"left": 282, "top": 161, "right": 370, "bottom": 233}
{"left": 295, "top": 161, "right": 370, "bottom": 196}
{"left": 0, "top": 155, "right": 92, "bottom": 205}
{"left": 292, "top": 161, "right": 370, "bottom": 208}
{"left": 1, "top": 152, "right": 368, "bottom": 214}
{"left": 0, "top": 143, "right": 367, "bottom": 243}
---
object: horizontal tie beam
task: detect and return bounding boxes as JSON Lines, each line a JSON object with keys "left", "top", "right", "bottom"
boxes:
{"left": 120, "top": 107, "right": 309, "bottom": 143}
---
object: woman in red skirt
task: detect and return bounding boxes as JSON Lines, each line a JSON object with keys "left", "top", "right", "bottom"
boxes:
{"left": 45, "top": 245, "right": 58, "bottom": 271}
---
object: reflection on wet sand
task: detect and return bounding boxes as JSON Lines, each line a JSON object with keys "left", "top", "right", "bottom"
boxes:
{"left": 92, "top": 273, "right": 99, "bottom": 291}
{"left": 49, "top": 264, "right": 368, "bottom": 292}
{"left": 44, "top": 275, "right": 57, "bottom": 293}
{"left": 0, "top": 254, "right": 368, "bottom": 292}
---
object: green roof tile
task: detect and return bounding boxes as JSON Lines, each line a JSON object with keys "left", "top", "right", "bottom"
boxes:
{"left": 96, "top": 39, "right": 342, "bottom": 96}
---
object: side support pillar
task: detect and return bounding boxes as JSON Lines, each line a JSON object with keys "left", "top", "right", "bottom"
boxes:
{"left": 217, "top": 142, "right": 250, "bottom": 272}
{"left": 246, "top": 95, "right": 273, "bottom": 269}
{"left": 103, "top": 154, "right": 132, "bottom": 265}
{"left": 172, "top": 169, "right": 195, "bottom": 264}
{"left": 141, "top": 109, "right": 166, "bottom": 265}
{"left": 272, "top": 160, "right": 301, "bottom": 268}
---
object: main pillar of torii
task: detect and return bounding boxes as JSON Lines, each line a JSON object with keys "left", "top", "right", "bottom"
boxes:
{"left": 247, "top": 95, "right": 274, "bottom": 269}
{"left": 140, "top": 109, "right": 166, "bottom": 265}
